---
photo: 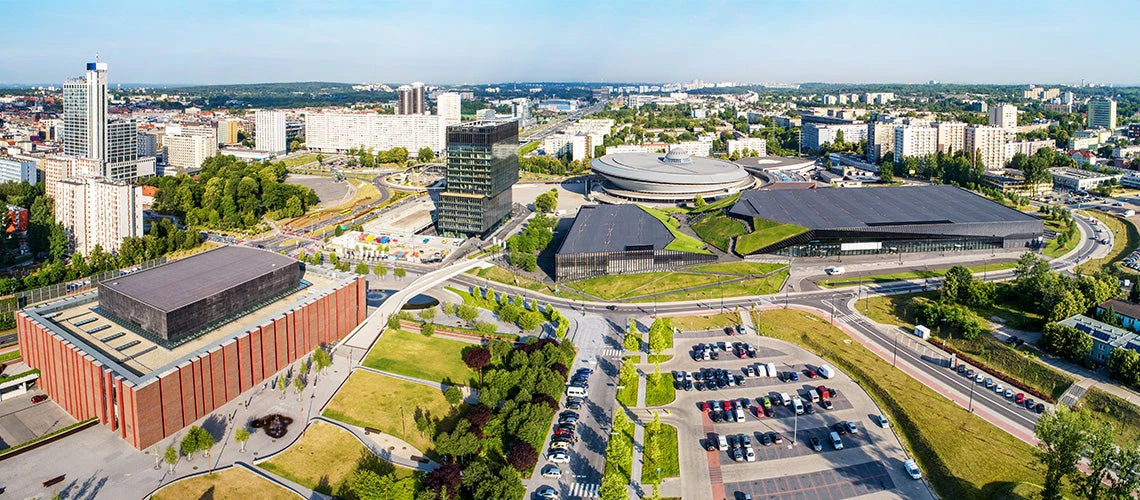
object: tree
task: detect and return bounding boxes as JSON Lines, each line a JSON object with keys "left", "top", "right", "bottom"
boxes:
{"left": 234, "top": 427, "right": 250, "bottom": 453}
{"left": 1036, "top": 405, "right": 1092, "bottom": 500}
{"left": 387, "top": 315, "right": 401, "bottom": 330}
{"left": 623, "top": 332, "right": 640, "bottom": 351}
{"left": 1108, "top": 447, "right": 1140, "bottom": 499}
{"left": 293, "top": 375, "right": 305, "bottom": 399}
{"left": 1081, "top": 420, "right": 1117, "bottom": 500}
{"left": 419, "top": 307, "right": 437, "bottom": 322}
{"left": 312, "top": 347, "right": 332, "bottom": 374}
{"left": 1041, "top": 323, "right": 1093, "bottom": 362}
{"left": 463, "top": 347, "right": 492, "bottom": 383}
{"left": 507, "top": 442, "right": 538, "bottom": 472}
{"left": 693, "top": 194, "right": 706, "bottom": 208}
{"left": 420, "top": 321, "right": 435, "bottom": 336}
{"left": 878, "top": 162, "right": 894, "bottom": 183}
{"left": 444, "top": 385, "right": 462, "bottom": 406}
{"left": 1109, "top": 346, "right": 1140, "bottom": 384}
{"left": 1131, "top": 280, "right": 1140, "bottom": 303}
{"left": 534, "top": 190, "right": 558, "bottom": 213}
{"left": 374, "top": 263, "right": 388, "bottom": 278}
{"left": 394, "top": 267, "right": 407, "bottom": 280}
{"left": 277, "top": 374, "right": 288, "bottom": 399}
{"left": 417, "top": 147, "right": 435, "bottom": 163}
{"left": 518, "top": 310, "right": 544, "bottom": 332}
{"left": 164, "top": 445, "right": 178, "bottom": 472}
{"left": 457, "top": 304, "right": 479, "bottom": 323}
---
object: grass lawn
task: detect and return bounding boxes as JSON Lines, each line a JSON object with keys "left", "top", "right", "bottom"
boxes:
{"left": 260, "top": 422, "right": 373, "bottom": 495}
{"left": 323, "top": 370, "right": 457, "bottom": 454}
{"left": 446, "top": 285, "right": 500, "bottom": 311}
{"left": 565, "top": 272, "right": 728, "bottom": 301}
{"left": 637, "top": 205, "right": 712, "bottom": 255}
{"left": 641, "top": 420, "right": 680, "bottom": 484}
{"left": 936, "top": 331, "right": 1074, "bottom": 400}
{"left": 690, "top": 192, "right": 741, "bottom": 214}
{"left": 362, "top": 328, "right": 476, "bottom": 385}
{"left": 644, "top": 372, "right": 676, "bottom": 406}
{"left": 648, "top": 272, "right": 787, "bottom": 302}
{"left": 1078, "top": 387, "right": 1140, "bottom": 448}
{"left": 670, "top": 312, "right": 740, "bottom": 331}
{"left": 155, "top": 467, "right": 293, "bottom": 500}
{"left": 689, "top": 261, "right": 785, "bottom": 275}
{"left": 862, "top": 289, "right": 1043, "bottom": 332}
{"left": 820, "top": 262, "right": 1019, "bottom": 288}
{"left": 617, "top": 356, "right": 640, "bottom": 407}
{"left": 519, "top": 141, "right": 540, "bottom": 155}
{"left": 735, "top": 218, "right": 808, "bottom": 255}
{"left": 756, "top": 309, "right": 1050, "bottom": 498}
{"left": 467, "top": 265, "right": 589, "bottom": 300}
{"left": 283, "top": 153, "right": 321, "bottom": 168}
{"left": 691, "top": 211, "right": 747, "bottom": 252}
{"left": 1078, "top": 211, "right": 1140, "bottom": 278}
{"left": 1042, "top": 218, "right": 1080, "bottom": 258}
{"left": 647, "top": 354, "right": 673, "bottom": 363}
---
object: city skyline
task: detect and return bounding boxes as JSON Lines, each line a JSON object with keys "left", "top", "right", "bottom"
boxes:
{"left": 2, "top": 0, "right": 1139, "bottom": 86}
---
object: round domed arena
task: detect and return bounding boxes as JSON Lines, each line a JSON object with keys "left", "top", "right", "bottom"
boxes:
{"left": 590, "top": 148, "right": 756, "bottom": 203}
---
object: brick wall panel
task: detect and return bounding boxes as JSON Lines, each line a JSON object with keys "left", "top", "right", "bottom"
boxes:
{"left": 178, "top": 364, "right": 195, "bottom": 427}
{"left": 190, "top": 358, "right": 204, "bottom": 421}
{"left": 158, "top": 370, "right": 184, "bottom": 436}
{"left": 285, "top": 311, "right": 297, "bottom": 361}
{"left": 259, "top": 324, "right": 275, "bottom": 380}
{"left": 275, "top": 316, "right": 288, "bottom": 369}
{"left": 249, "top": 328, "right": 264, "bottom": 385}
{"left": 132, "top": 381, "right": 164, "bottom": 449}
{"left": 209, "top": 349, "right": 225, "bottom": 414}
{"left": 223, "top": 341, "right": 241, "bottom": 400}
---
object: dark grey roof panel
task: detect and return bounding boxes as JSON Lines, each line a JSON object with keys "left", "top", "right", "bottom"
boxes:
{"left": 100, "top": 246, "right": 299, "bottom": 312}
{"left": 556, "top": 205, "right": 674, "bottom": 254}
{"left": 728, "top": 185, "right": 1040, "bottom": 229}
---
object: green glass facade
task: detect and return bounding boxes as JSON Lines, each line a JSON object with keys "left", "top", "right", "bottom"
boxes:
{"left": 437, "top": 121, "right": 518, "bottom": 236}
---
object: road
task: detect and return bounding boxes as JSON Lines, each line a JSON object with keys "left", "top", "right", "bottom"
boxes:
{"left": 520, "top": 101, "right": 607, "bottom": 144}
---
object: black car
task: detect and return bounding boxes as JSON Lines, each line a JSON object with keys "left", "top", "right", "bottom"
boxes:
{"left": 710, "top": 411, "right": 722, "bottom": 422}
{"left": 761, "top": 432, "right": 772, "bottom": 446}
{"left": 834, "top": 422, "right": 849, "bottom": 435}
{"left": 566, "top": 400, "right": 582, "bottom": 410}
{"left": 809, "top": 436, "right": 822, "bottom": 452}
{"left": 956, "top": 365, "right": 967, "bottom": 374}
{"left": 777, "top": 372, "right": 786, "bottom": 382}
{"left": 704, "top": 439, "right": 716, "bottom": 451}
{"left": 1035, "top": 403, "right": 1046, "bottom": 413}
{"left": 683, "top": 380, "right": 693, "bottom": 391}
{"left": 805, "top": 403, "right": 815, "bottom": 414}
{"left": 695, "top": 382, "right": 705, "bottom": 391}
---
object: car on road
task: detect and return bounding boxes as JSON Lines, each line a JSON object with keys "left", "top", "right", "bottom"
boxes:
{"left": 965, "top": 369, "right": 976, "bottom": 378}
{"left": 994, "top": 383, "right": 1004, "bottom": 393}
{"left": 736, "top": 325, "right": 746, "bottom": 335}
{"left": 877, "top": 414, "right": 889, "bottom": 428}
{"left": 810, "top": 436, "right": 823, "bottom": 451}
{"left": 547, "top": 451, "right": 570, "bottom": 463}
{"left": 956, "top": 364, "right": 967, "bottom": 374}
{"left": 31, "top": 394, "right": 48, "bottom": 404}
{"left": 1004, "top": 388, "right": 1014, "bottom": 398}
{"left": 541, "top": 465, "right": 562, "bottom": 479}
{"left": 1015, "top": 393, "right": 1026, "bottom": 404}
{"left": 825, "top": 266, "right": 845, "bottom": 275}
{"left": 904, "top": 459, "right": 923, "bottom": 480}
{"left": 1025, "top": 398, "right": 1036, "bottom": 409}
{"left": 1035, "top": 403, "right": 1046, "bottom": 413}
{"left": 535, "top": 486, "right": 559, "bottom": 499}
{"left": 974, "top": 373, "right": 984, "bottom": 383}
{"left": 985, "top": 378, "right": 994, "bottom": 388}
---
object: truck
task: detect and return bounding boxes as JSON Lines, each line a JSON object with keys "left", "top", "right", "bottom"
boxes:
{"left": 765, "top": 363, "right": 776, "bottom": 377}
{"left": 781, "top": 392, "right": 792, "bottom": 406}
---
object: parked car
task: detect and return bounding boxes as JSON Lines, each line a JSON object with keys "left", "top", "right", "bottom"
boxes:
{"left": 541, "top": 465, "right": 562, "bottom": 479}
{"left": 877, "top": 414, "right": 889, "bottom": 428}
{"left": 805, "top": 368, "right": 817, "bottom": 379}
{"left": 974, "top": 373, "right": 985, "bottom": 383}
{"left": 845, "top": 421, "right": 859, "bottom": 434}
{"left": 904, "top": 459, "right": 923, "bottom": 480}
{"left": 1035, "top": 403, "right": 1046, "bottom": 413}
{"left": 548, "top": 451, "right": 570, "bottom": 463}
{"left": 994, "top": 383, "right": 1004, "bottom": 394}
{"left": 536, "top": 486, "right": 559, "bottom": 499}
{"left": 1015, "top": 393, "right": 1026, "bottom": 404}
{"left": 810, "top": 436, "right": 823, "bottom": 451}
{"left": 1004, "top": 388, "right": 1014, "bottom": 398}
{"left": 834, "top": 423, "right": 849, "bottom": 435}
{"left": 821, "top": 400, "right": 834, "bottom": 410}
{"left": 31, "top": 394, "right": 48, "bottom": 404}
{"left": 771, "top": 433, "right": 784, "bottom": 444}
{"left": 1025, "top": 398, "right": 1036, "bottom": 409}
{"left": 761, "top": 433, "right": 772, "bottom": 446}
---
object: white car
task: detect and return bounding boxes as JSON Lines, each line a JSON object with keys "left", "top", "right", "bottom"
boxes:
{"left": 877, "top": 414, "right": 889, "bottom": 428}
{"left": 541, "top": 465, "right": 562, "bottom": 479}
{"left": 548, "top": 451, "right": 570, "bottom": 463}
{"left": 536, "top": 485, "right": 559, "bottom": 499}
{"left": 904, "top": 459, "right": 922, "bottom": 480}
{"left": 994, "top": 383, "right": 1005, "bottom": 394}
{"left": 745, "top": 447, "right": 756, "bottom": 462}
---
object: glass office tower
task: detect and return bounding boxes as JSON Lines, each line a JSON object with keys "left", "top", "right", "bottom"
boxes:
{"left": 437, "top": 121, "right": 519, "bottom": 236}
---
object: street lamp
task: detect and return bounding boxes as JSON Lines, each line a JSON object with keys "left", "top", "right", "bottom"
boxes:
{"left": 892, "top": 332, "right": 900, "bottom": 367}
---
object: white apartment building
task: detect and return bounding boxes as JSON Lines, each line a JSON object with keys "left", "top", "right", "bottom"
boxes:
{"left": 1006, "top": 139, "right": 1054, "bottom": 161}
{"left": 866, "top": 123, "right": 896, "bottom": 162}
{"left": 568, "top": 118, "right": 615, "bottom": 137}
{"left": 893, "top": 126, "right": 938, "bottom": 161}
{"left": 934, "top": 121, "right": 967, "bottom": 154}
{"left": 863, "top": 92, "right": 895, "bottom": 105}
{"left": 0, "top": 157, "right": 36, "bottom": 184}
{"left": 44, "top": 156, "right": 100, "bottom": 199}
{"left": 255, "top": 110, "right": 287, "bottom": 153}
{"left": 62, "top": 62, "right": 108, "bottom": 160}
{"left": 673, "top": 139, "right": 714, "bottom": 157}
{"left": 965, "top": 125, "right": 1008, "bottom": 170}
{"left": 475, "top": 109, "right": 496, "bottom": 121}
{"left": 727, "top": 137, "right": 767, "bottom": 156}
{"left": 436, "top": 92, "right": 462, "bottom": 127}
{"left": 164, "top": 125, "right": 218, "bottom": 170}
{"left": 1088, "top": 98, "right": 1118, "bottom": 130}
{"left": 801, "top": 124, "right": 867, "bottom": 151}
{"left": 54, "top": 176, "right": 143, "bottom": 255}
{"left": 989, "top": 104, "right": 1017, "bottom": 130}
{"left": 305, "top": 113, "right": 446, "bottom": 153}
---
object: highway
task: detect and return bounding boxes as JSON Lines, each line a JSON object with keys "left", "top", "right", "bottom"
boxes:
{"left": 520, "top": 101, "right": 607, "bottom": 143}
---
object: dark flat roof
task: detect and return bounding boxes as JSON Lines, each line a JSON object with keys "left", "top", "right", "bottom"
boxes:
{"left": 728, "top": 185, "right": 1039, "bottom": 230}
{"left": 100, "top": 246, "right": 298, "bottom": 312}
{"left": 1101, "top": 298, "right": 1140, "bottom": 322}
{"left": 556, "top": 204, "right": 673, "bottom": 254}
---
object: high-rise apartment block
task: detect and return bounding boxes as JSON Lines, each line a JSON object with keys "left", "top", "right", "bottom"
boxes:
{"left": 255, "top": 111, "right": 287, "bottom": 153}
{"left": 305, "top": 113, "right": 447, "bottom": 153}
{"left": 966, "top": 125, "right": 1008, "bottom": 170}
{"left": 0, "top": 157, "right": 37, "bottom": 184}
{"left": 436, "top": 121, "right": 519, "bottom": 236}
{"left": 1088, "top": 98, "right": 1118, "bottom": 130}
{"left": 137, "top": 132, "right": 158, "bottom": 158}
{"left": 988, "top": 104, "right": 1017, "bottom": 130}
{"left": 164, "top": 125, "right": 218, "bottom": 171}
{"left": 54, "top": 176, "right": 144, "bottom": 255}
{"left": 893, "top": 126, "right": 938, "bottom": 161}
{"left": 437, "top": 93, "right": 462, "bottom": 126}
{"left": 934, "top": 121, "right": 967, "bottom": 154}
{"left": 398, "top": 82, "right": 426, "bottom": 115}
{"left": 61, "top": 61, "right": 155, "bottom": 180}
{"left": 44, "top": 156, "right": 100, "bottom": 199}
{"left": 801, "top": 123, "right": 867, "bottom": 152}
{"left": 866, "top": 123, "right": 896, "bottom": 162}
{"left": 727, "top": 137, "right": 767, "bottom": 156}
{"left": 217, "top": 118, "right": 241, "bottom": 144}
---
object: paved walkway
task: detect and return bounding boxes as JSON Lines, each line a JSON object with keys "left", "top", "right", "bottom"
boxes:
{"left": 356, "top": 366, "right": 480, "bottom": 403}
{"left": 311, "top": 416, "right": 438, "bottom": 472}
{"left": 233, "top": 460, "right": 330, "bottom": 499}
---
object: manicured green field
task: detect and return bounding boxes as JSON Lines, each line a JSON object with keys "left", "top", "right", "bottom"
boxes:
{"left": 819, "top": 262, "right": 1019, "bottom": 288}
{"left": 641, "top": 420, "right": 680, "bottom": 484}
{"left": 637, "top": 205, "right": 711, "bottom": 254}
{"left": 644, "top": 372, "right": 676, "bottom": 406}
{"left": 648, "top": 272, "right": 787, "bottom": 302}
{"left": 689, "top": 262, "right": 785, "bottom": 275}
{"left": 1078, "top": 210, "right": 1140, "bottom": 278}
{"left": 363, "top": 328, "right": 476, "bottom": 385}
{"left": 261, "top": 421, "right": 417, "bottom": 495}
{"left": 670, "top": 312, "right": 740, "bottom": 331}
{"left": 157, "top": 467, "right": 292, "bottom": 500}
{"left": 735, "top": 218, "right": 808, "bottom": 255}
{"left": 756, "top": 309, "right": 1051, "bottom": 498}
{"left": 565, "top": 272, "right": 728, "bottom": 301}
{"left": 691, "top": 212, "right": 747, "bottom": 251}
{"left": 323, "top": 370, "right": 457, "bottom": 454}
{"left": 1079, "top": 387, "right": 1140, "bottom": 448}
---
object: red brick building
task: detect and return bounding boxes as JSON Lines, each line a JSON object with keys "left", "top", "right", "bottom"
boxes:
{"left": 16, "top": 250, "right": 367, "bottom": 450}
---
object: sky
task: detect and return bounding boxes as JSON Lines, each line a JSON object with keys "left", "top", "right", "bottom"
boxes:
{"left": 1, "top": 0, "right": 1138, "bottom": 86}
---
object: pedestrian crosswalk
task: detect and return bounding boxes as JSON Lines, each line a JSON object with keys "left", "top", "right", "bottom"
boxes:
{"left": 599, "top": 348, "right": 624, "bottom": 357}
{"left": 834, "top": 313, "right": 860, "bottom": 323}
{"left": 566, "top": 482, "right": 600, "bottom": 498}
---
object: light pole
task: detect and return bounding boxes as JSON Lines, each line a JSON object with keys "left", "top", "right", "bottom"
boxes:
{"left": 967, "top": 379, "right": 975, "bottom": 413}
{"left": 892, "top": 332, "right": 900, "bottom": 367}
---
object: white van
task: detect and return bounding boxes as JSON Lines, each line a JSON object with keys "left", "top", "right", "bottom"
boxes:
{"left": 781, "top": 392, "right": 792, "bottom": 407}
{"left": 817, "top": 364, "right": 835, "bottom": 379}
{"left": 793, "top": 398, "right": 805, "bottom": 415}
{"left": 717, "top": 434, "right": 728, "bottom": 451}
{"left": 808, "top": 389, "right": 821, "bottom": 403}
{"left": 830, "top": 431, "right": 844, "bottom": 450}
{"left": 566, "top": 386, "right": 588, "bottom": 398}
{"left": 824, "top": 266, "right": 845, "bottom": 275}
{"left": 765, "top": 363, "right": 776, "bottom": 377}
{"left": 735, "top": 408, "right": 746, "bottom": 423}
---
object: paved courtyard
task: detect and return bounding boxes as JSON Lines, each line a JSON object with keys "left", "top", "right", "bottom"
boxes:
{"left": 0, "top": 388, "right": 76, "bottom": 450}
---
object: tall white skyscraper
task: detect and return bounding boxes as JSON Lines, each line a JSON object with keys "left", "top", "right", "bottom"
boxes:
{"left": 398, "top": 82, "right": 426, "bottom": 115}
{"left": 62, "top": 62, "right": 108, "bottom": 161}
{"left": 988, "top": 104, "right": 1018, "bottom": 131}
{"left": 437, "top": 92, "right": 461, "bottom": 126}
{"left": 255, "top": 111, "right": 287, "bottom": 153}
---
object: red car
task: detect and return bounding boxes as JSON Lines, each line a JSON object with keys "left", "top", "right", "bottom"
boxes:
{"left": 699, "top": 401, "right": 711, "bottom": 412}
{"left": 817, "top": 385, "right": 831, "bottom": 399}
{"left": 721, "top": 400, "right": 733, "bottom": 411}
{"left": 1015, "top": 393, "right": 1025, "bottom": 404}
{"left": 805, "top": 369, "right": 817, "bottom": 379}
{"left": 31, "top": 394, "right": 48, "bottom": 404}
{"left": 754, "top": 407, "right": 765, "bottom": 418}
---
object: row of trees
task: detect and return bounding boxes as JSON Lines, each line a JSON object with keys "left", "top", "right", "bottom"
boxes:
{"left": 420, "top": 338, "right": 576, "bottom": 500}
{"left": 145, "top": 155, "right": 319, "bottom": 229}
{"left": 507, "top": 213, "right": 555, "bottom": 272}
{"left": 518, "top": 156, "right": 591, "bottom": 176}
{"left": 345, "top": 146, "right": 412, "bottom": 168}
{"left": 1036, "top": 405, "right": 1140, "bottom": 499}
{"left": 1013, "top": 253, "right": 1119, "bottom": 323}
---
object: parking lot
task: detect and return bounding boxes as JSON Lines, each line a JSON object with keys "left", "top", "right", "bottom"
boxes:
{"left": 0, "top": 388, "right": 75, "bottom": 450}
{"left": 660, "top": 330, "right": 933, "bottom": 500}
